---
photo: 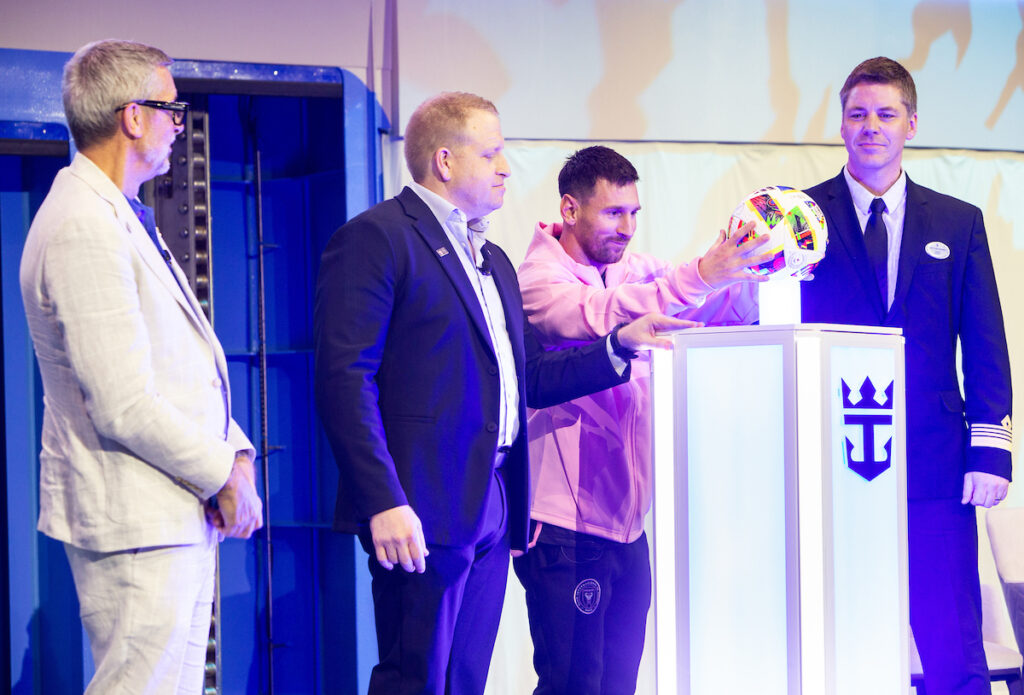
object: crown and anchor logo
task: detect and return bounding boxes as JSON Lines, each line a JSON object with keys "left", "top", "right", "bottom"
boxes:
{"left": 841, "top": 376, "right": 894, "bottom": 482}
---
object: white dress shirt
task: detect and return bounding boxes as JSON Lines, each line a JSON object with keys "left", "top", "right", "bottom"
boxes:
{"left": 843, "top": 166, "right": 908, "bottom": 310}
{"left": 408, "top": 182, "right": 521, "bottom": 450}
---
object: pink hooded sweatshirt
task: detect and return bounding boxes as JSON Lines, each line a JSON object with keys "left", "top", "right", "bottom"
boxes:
{"left": 519, "top": 221, "right": 757, "bottom": 543}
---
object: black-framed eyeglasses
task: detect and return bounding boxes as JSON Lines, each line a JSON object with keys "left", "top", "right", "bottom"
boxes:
{"left": 115, "top": 100, "right": 190, "bottom": 126}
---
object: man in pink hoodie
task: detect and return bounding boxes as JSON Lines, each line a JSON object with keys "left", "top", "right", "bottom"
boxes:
{"left": 514, "top": 145, "right": 768, "bottom": 694}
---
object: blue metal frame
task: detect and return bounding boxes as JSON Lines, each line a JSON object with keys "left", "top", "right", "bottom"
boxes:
{"left": 0, "top": 122, "right": 67, "bottom": 142}
{"left": 0, "top": 48, "right": 79, "bottom": 695}
{"left": 0, "top": 49, "right": 68, "bottom": 128}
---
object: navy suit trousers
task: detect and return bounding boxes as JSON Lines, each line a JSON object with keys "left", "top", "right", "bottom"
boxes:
{"left": 360, "top": 468, "right": 510, "bottom": 695}
{"left": 910, "top": 499, "right": 990, "bottom": 695}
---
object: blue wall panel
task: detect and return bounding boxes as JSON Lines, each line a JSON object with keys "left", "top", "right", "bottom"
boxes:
{"left": 195, "top": 79, "right": 369, "bottom": 693}
{"left": 1, "top": 151, "right": 86, "bottom": 695}
{"left": 0, "top": 49, "right": 68, "bottom": 128}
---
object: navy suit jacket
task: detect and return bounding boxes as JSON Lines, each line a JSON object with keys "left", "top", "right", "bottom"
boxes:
{"left": 314, "top": 187, "right": 629, "bottom": 551}
{"left": 801, "top": 171, "right": 1012, "bottom": 499}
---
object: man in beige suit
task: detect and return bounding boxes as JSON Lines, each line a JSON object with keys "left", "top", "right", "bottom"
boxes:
{"left": 19, "top": 39, "right": 263, "bottom": 694}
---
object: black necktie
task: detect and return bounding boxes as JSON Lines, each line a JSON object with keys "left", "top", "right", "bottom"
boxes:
{"left": 864, "top": 197, "right": 888, "bottom": 310}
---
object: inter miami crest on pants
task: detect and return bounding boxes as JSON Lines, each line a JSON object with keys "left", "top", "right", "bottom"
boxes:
{"left": 574, "top": 578, "right": 601, "bottom": 615}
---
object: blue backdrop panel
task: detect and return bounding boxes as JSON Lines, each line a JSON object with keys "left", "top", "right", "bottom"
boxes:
{"left": 1, "top": 149, "right": 86, "bottom": 695}
{"left": 196, "top": 80, "right": 357, "bottom": 694}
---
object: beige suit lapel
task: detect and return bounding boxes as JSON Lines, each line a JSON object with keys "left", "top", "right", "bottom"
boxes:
{"left": 72, "top": 155, "right": 233, "bottom": 417}
{"left": 71, "top": 155, "right": 206, "bottom": 332}
{"left": 147, "top": 222, "right": 232, "bottom": 403}
{"left": 157, "top": 235, "right": 233, "bottom": 410}
{"left": 120, "top": 200, "right": 206, "bottom": 327}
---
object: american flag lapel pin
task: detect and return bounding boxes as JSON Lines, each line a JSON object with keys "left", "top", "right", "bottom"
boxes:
{"left": 436, "top": 247, "right": 449, "bottom": 258}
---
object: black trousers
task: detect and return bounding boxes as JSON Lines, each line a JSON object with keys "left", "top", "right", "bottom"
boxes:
{"left": 910, "top": 499, "right": 990, "bottom": 695}
{"left": 360, "top": 468, "right": 510, "bottom": 695}
{"left": 513, "top": 525, "right": 651, "bottom": 695}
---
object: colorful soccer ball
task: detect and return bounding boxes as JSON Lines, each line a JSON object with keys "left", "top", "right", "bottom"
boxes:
{"left": 727, "top": 185, "right": 828, "bottom": 280}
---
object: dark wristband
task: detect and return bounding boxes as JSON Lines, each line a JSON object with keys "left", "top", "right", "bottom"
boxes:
{"left": 609, "top": 323, "right": 639, "bottom": 361}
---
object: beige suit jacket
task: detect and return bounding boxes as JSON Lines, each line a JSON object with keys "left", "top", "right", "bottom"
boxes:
{"left": 20, "top": 153, "right": 254, "bottom": 552}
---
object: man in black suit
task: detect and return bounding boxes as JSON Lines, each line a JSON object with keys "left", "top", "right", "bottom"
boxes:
{"left": 314, "top": 92, "right": 692, "bottom": 695}
{"left": 801, "top": 57, "right": 1013, "bottom": 695}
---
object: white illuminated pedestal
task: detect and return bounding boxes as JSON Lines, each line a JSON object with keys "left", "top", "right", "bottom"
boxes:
{"left": 758, "top": 277, "right": 802, "bottom": 325}
{"left": 650, "top": 324, "right": 908, "bottom": 695}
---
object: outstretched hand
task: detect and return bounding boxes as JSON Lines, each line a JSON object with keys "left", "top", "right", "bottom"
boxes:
{"left": 697, "top": 223, "right": 776, "bottom": 289}
{"left": 616, "top": 313, "right": 702, "bottom": 351}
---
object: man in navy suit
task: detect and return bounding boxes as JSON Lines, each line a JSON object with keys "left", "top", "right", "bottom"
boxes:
{"left": 801, "top": 57, "right": 1013, "bottom": 695}
{"left": 314, "top": 92, "right": 693, "bottom": 695}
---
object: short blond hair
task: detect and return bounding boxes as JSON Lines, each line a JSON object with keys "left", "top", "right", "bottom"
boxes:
{"left": 403, "top": 92, "right": 498, "bottom": 183}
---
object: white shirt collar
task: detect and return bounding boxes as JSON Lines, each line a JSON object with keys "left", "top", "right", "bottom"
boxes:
{"left": 407, "top": 181, "right": 490, "bottom": 236}
{"left": 843, "top": 166, "right": 907, "bottom": 217}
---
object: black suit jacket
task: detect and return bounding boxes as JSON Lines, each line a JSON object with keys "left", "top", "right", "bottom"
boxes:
{"left": 801, "top": 171, "right": 1012, "bottom": 499}
{"left": 314, "top": 187, "right": 629, "bottom": 550}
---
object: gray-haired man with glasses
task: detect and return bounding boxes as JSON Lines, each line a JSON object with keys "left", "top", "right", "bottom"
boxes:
{"left": 19, "top": 39, "right": 263, "bottom": 693}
